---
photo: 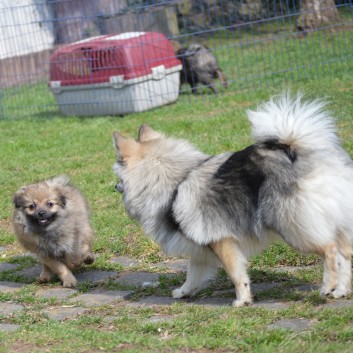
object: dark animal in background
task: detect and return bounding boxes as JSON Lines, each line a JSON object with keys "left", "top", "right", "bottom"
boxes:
{"left": 172, "top": 42, "right": 228, "bottom": 94}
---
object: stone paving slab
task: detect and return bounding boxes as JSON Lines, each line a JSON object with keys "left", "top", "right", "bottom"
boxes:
{"left": 251, "top": 282, "right": 279, "bottom": 293}
{"left": 252, "top": 300, "right": 291, "bottom": 310}
{"left": 23, "top": 252, "right": 39, "bottom": 260}
{"left": 15, "top": 265, "right": 42, "bottom": 280}
{"left": 193, "top": 297, "right": 292, "bottom": 309}
{"left": 193, "top": 297, "right": 233, "bottom": 306}
{"left": 0, "top": 263, "right": 20, "bottom": 271}
{"left": 0, "top": 323, "right": 21, "bottom": 332}
{"left": 153, "top": 259, "right": 188, "bottom": 273}
{"left": 133, "top": 296, "right": 292, "bottom": 310}
{"left": 268, "top": 318, "right": 315, "bottom": 331}
{"left": 134, "top": 293, "right": 353, "bottom": 310}
{"left": 0, "top": 302, "right": 24, "bottom": 317}
{"left": 131, "top": 296, "right": 189, "bottom": 307}
{"left": 110, "top": 256, "right": 141, "bottom": 268}
{"left": 0, "top": 281, "right": 26, "bottom": 293}
{"left": 294, "top": 284, "right": 321, "bottom": 292}
{"left": 115, "top": 272, "right": 169, "bottom": 288}
{"left": 36, "top": 287, "right": 78, "bottom": 299}
{"left": 210, "top": 283, "right": 278, "bottom": 298}
{"left": 75, "top": 270, "right": 118, "bottom": 284}
{"left": 320, "top": 299, "right": 353, "bottom": 309}
{"left": 43, "top": 306, "right": 88, "bottom": 321}
{"left": 68, "top": 289, "right": 134, "bottom": 307}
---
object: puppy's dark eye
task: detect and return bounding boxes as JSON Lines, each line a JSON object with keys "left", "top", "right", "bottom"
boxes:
{"left": 29, "top": 203, "right": 36, "bottom": 210}
{"left": 47, "top": 202, "right": 54, "bottom": 208}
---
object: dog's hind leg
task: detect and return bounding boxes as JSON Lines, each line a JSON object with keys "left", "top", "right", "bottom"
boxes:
{"left": 320, "top": 243, "right": 339, "bottom": 297}
{"left": 333, "top": 232, "right": 352, "bottom": 298}
{"left": 210, "top": 238, "right": 252, "bottom": 307}
{"left": 172, "top": 253, "right": 218, "bottom": 299}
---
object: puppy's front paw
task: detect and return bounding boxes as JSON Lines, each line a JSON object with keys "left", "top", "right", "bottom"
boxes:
{"left": 38, "top": 266, "right": 52, "bottom": 284}
{"left": 62, "top": 274, "right": 77, "bottom": 288}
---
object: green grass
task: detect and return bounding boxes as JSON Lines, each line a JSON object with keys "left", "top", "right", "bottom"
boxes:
{"left": 0, "top": 20, "right": 353, "bottom": 352}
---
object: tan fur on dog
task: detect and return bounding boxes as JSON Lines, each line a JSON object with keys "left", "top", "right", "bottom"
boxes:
{"left": 13, "top": 175, "right": 94, "bottom": 287}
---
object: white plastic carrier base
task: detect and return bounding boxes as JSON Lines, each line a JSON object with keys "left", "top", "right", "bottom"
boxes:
{"left": 51, "top": 65, "right": 181, "bottom": 116}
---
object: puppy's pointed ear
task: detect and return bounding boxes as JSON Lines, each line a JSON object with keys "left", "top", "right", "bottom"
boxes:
{"left": 113, "top": 131, "right": 126, "bottom": 152}
{"left": 59, "top": 195, "right": 67, "bottom": 207}
{"left": 13, "top": 187, "right": 26, "bottom": 208}
{"left": 138, "top": 124, "right": 162, "bottom": 142}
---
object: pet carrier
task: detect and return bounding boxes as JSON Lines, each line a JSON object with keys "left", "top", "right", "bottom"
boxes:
{"left": 49, "top": 32, "right": 182, "bottom": 116}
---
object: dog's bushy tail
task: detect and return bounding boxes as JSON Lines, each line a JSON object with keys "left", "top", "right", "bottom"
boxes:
{"left": 247, "top": 93, "right": 340, "bottom": 151}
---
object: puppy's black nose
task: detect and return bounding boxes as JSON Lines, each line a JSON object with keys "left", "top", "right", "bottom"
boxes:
{"left": 38, "top": 210, "right": 46, "bottom": 218}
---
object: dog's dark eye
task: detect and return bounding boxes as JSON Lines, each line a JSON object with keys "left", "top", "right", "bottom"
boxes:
{"left": 47, "top": 202, "right": 54, "bottom": 208}
{"left": 29, "top": 203, "right": 36, "bottom": 210}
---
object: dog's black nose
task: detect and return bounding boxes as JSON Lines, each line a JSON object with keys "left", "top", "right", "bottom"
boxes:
{"left": 38, "top": 210, "right": 46, "bottom": 218}
{"left": 115, "top": 182, "right": 124, "bottom": 193}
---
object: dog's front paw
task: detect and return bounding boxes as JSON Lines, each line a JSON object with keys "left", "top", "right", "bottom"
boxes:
{"left": 172, "top": 287, "right": 189, "bottom": 299}
{"left": 62, "top": 274, "right": 77, "bottom": 288}
{"left": 331, "top": 287, "right": 352, "bottom": 299}
{"left": 38, "top": 266, "right": 52, "bottom": 283}
{"left": 232, "top": 298, "right": 252, "bottom": 308}
{"left": 320, "top": 286, "right": 336, "bottom": 297}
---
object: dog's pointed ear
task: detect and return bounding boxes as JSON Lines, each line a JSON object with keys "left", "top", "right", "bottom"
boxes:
{"left": 113, "top": 131, "right": 126, "bottom": 152}
{"left": 138, "top": 124, "right": 162, "bottom": 142}
{"left": 13, "top": 187, "right": 26, "bottom": 208}
{"left": 50, "top": 187, "right": 67, "bottom": 208}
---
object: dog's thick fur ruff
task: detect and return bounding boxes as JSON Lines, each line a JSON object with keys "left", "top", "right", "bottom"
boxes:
{"left": 113, "top": 93, "right": 353, "bottom": 307}
{"left": 13, "top": 175, "right": 94, "bottom": 287}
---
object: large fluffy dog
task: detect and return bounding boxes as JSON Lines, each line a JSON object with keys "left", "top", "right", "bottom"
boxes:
{"left": 113, "top": 94, "right": 353, "bottom": 307}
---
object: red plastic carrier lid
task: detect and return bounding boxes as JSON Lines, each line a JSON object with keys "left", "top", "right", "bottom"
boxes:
{"left": 49, "top": 32, "right": 180, "bottom": 86}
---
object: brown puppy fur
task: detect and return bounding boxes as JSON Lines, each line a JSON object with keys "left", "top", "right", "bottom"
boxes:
{"left": 13, "top": 176, "right": 94, "bottom": 287}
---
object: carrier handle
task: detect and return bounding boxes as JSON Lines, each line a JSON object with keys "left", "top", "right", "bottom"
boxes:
{"left": 152, "top": 65, "right": 165, "bottom": 80}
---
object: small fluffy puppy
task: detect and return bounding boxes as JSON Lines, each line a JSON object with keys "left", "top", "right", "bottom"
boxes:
{"left": 13, "top": 175, "right": 94, "bottom": 287}
{"left": 113, "top": 94, "right": 353, "bottom": 307}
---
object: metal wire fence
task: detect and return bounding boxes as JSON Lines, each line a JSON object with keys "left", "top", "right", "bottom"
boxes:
{"left": 0, "top": 0, "right": 352, "bottom": 118}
